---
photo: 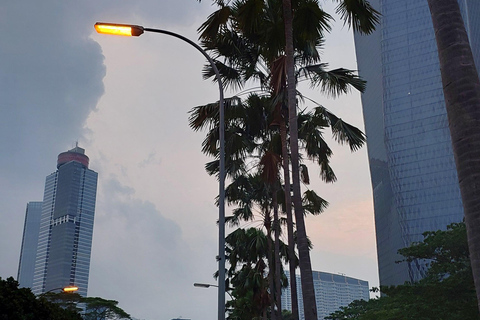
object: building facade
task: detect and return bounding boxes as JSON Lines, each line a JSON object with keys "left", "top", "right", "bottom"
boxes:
{"left": 281, "top": 271, "right": 369, "bottom": 320}
{"left": 17, "top": 202, "right": 43, "bottom": 289}
{"left": 18, "top": 146, "right": 98, "bottom": 296}
{"left": 353, "top": 0, "right": 480, "bottom": 285}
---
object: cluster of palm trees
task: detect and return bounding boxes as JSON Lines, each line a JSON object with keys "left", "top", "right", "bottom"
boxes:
{"left": 192, "top": 0, "right": 379, "bottom": 319}
{"left": 193, "top": 0, "right": 480, "bottom": 318}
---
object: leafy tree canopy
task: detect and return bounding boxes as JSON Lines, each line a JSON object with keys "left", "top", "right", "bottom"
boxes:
{"left": 0, "top": 277, "right": 131, "bottom": 320}
{"left": 325, "top": 222, "right": 480, "bottom": 320}
{"left": 83, "top": 297, "right": 131, "bottom": 320}
{"left": 0, "top": 277, "right": 82, "bottom": 320}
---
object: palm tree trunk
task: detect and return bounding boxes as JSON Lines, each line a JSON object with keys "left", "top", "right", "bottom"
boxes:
{"left": 273, "top": 189, "right": 283, "bottom": 320}
{"left": 265, "top": 212, "right": 277, "bottom": 320}
{"left": 282, "top": 0, "right": 317, "bottom": 319}
{"left": 427, "top": 0, "right": 480, "bottom": 311}
{"left": 280, "top": 118, "right": 299, "bottom": 319}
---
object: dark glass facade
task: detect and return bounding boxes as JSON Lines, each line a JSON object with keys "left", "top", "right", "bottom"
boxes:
{"left": 29, "top": 147, "right": 97, "bottom": 296}
{"left": 354, "top": 0, "right": 480, "bottom": 285}
{"left": 17, "top": 202, "right": 43, "bottom": 288}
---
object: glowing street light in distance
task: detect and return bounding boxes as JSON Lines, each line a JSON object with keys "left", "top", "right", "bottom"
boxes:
{"left": 62, "top": 286, "right": 79, "bottom": 293}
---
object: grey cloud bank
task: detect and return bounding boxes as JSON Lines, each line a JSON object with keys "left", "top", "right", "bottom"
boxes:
{"left": 1, "top": 1, "right": 216, "bottom": 319}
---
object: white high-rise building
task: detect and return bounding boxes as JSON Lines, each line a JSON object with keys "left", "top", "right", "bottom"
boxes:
{"left": 281, "top": 271, "right": 369, "bottom": 320}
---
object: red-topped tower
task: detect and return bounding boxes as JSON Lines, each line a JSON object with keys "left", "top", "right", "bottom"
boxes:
{"left": 57, "top": 145, "right": 89, "bottom": 168}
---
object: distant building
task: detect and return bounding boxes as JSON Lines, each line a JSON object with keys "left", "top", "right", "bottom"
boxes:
{"left": 353, "top": 0, "right": 480, "bottom": 286}
{"left": 17, "top": 202, "right": 43, "bottom": 288}
{"left": 18, "top": 146, "right": 98, "bottom": 296}
{"left": 281, "top": 271, "right": 369, "bottom": 320}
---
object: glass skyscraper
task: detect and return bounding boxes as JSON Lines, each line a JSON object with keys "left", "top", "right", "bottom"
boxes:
{"left": 18, "top": 146, "right": 98, "bottom": 296}
{"left": 354, "top": 0, "right": 480, "bottom": 286}
{"left": 17, "top": 202, "right": 43, "bottom": 289}
{"left": 281, "top": 271, "right": 369, "bottom": 320}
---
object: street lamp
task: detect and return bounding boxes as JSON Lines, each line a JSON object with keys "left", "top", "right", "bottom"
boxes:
{"left": 194, "top": 282, "right": 216, "bottom": 289}
{"left": 62, "top": 286, "right": 79, "bottom": 293}
{"left": 194, "top": 283, "right": 233, "bottom": 300}
{"left": 94, "top": 22, "right": 226, "bottom": 320}
{"left": 43, "top": 286, "right": 79, "bottom": 294}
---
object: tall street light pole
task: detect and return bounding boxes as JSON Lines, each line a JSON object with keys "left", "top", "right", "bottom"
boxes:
{"left": 94, "top": 22, "right": 226, "bottom": 320}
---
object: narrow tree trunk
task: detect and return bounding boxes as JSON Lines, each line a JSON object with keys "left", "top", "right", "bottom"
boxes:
{"left": 282, "top": 0, "right": 317, "bottom": 319}
{"left": 273, "top": 189, "right": 283, "bottom": 320}
{"left": 266, "top": 212, "right": 277, "bottom": 320}
{"left": 427, "top": 0, "right": 480, "bottom": 312}
{"left": 280, "top": 119, "right": 299, "bottom": 319}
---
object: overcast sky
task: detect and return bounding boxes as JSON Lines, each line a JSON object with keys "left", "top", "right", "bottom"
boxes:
{"left": 0, "top": 1, "right": 377, "bottom": 319}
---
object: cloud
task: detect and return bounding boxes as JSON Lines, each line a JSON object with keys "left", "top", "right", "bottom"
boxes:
{"left": 0, "top": 1, "right": 106, "bottom": 279}
{"left": 138, "top": 152, "right": 162, "bottom": 168}
{"left": 0, "top": 0, "right": 212, "bottom": 259}
{"left": 0, "top": 2, "right": 105, "bottom": 178}
{"left": 88, "top": 175, "right": 220, "bottom": 319}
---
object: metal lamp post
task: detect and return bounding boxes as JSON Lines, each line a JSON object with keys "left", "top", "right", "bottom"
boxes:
{"left": 94, "top": 22, "right": 226, "bottom": 320}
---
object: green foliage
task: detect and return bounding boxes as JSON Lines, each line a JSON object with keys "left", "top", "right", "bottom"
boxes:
{"left": 282, "top": 309, "right": 296, "bottom": 320}
{"left": 225, "top": 227, "right": 290, "bottom": 319}
{"left": 42, "top": 291, "right": 83, "bottom": 314}
{"left": 0, "top": 277, "right": 130, "bottom": 320}
{"left": 0, "top": 277, "right": 83, "bottom": 320}
{"left": 398, "top": 222, "right": 470, "bottom": 281}
{"left": 83, "top": 297, "right": 131, "bottom": 320}
{"left": 325, "top": 223, "right": 480, "bottom": 320}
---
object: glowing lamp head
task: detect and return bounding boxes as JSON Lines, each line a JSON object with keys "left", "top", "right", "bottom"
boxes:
{"left": 94, "top": 23, "right": 144, "bottom": 37}
{"left": 63, "top": 286, "right": 79, "bottom": 293}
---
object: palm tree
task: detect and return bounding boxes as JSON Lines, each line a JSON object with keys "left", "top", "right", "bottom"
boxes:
{"left": 193, "top": 1, "right": 375, "bottom": 318}
{"left": 190, "top": 91, "right": 364, "bottom": 319}
{"left": 427, "top": 0, "right": 480, "bottom": 310}
{"left": 225, "top": 227, "right": 272, "bottom": 319}
{"left": 281, "top": 1, "right": 378, "bottom": 317}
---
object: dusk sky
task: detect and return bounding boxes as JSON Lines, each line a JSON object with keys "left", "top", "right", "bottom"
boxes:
{"left": 0, "top": 1, "right": 377, "bottom": 319}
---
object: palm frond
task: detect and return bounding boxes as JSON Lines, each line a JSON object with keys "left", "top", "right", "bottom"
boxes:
{"left": 317, "top": 107, "right": 367, "bottom": 151}
{"left": 331, "top": 118, "right": 366, "bottom": 151}
{"left": 300, "top": 164, "right": 310, "bottom": 185}
{"left": 294, "top": 0, "right": 332, "bottom": 63}
{"left": 299, "top": 64, "right": 366, "bottom": 96}
{"left": 334, "top": 0, "right": 381, "bottom": 35}
{"left": 189, "top": 102, "right": 219, "bottom": 132}
{"left": 235, "top": 0, "right": 266, "bottom": 38}
{"left": 198, "top": 5, "right": 232, "bottom": 40}
{"left": 318, "top": 158, "right": 336, "bottom": 182}
{"left": 203, "top": 60, "right": 244, "bottom": 91}
{"left": 205, "top": 157, "right": 247, "bottom": 179}
{"left": 302, "top": 189, "right": 328, "bottom": 215}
